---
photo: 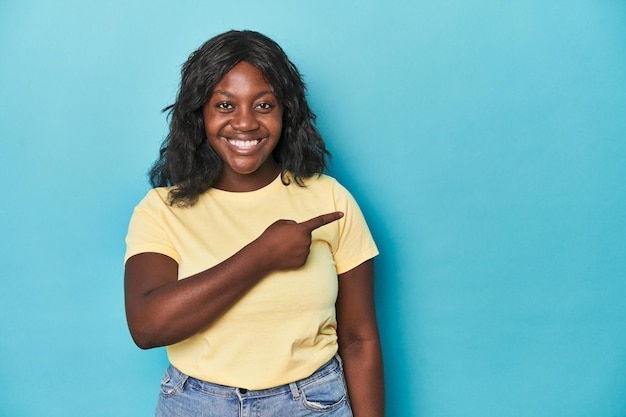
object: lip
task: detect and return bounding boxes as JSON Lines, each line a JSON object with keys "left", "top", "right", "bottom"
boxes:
{"left": 222, "top": 136, "right": 266, "bottom": 154}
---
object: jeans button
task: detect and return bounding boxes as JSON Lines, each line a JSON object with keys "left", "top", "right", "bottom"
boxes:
{"left": 238, "top": 388, "right": 248, "bottom": 394}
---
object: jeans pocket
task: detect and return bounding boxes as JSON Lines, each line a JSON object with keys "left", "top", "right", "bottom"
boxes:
{"left": 159, "top": 366, "right": 189, "bottom": 397}
{"left": 300, "top": 368, "right": 348, "bottom": 412}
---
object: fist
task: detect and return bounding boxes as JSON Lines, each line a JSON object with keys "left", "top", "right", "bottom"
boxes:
{"left": 257, "top": 211, "right": 344, "bottom": 270}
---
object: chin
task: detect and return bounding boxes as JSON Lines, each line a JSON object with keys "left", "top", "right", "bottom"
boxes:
{"left": 230, "top": 164, "right": 262, "bottom": 175}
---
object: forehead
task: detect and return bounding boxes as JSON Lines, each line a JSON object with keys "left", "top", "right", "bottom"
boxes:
{"left": 213, "top": 61, "right": 273, "bottom": 95}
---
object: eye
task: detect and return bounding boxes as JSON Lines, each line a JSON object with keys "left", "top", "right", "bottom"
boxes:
{"left": 256, "top": 102, "right": 274, "bottom": 112}
{"left": 216, "top": 102, "right": 234, "bottom": 111}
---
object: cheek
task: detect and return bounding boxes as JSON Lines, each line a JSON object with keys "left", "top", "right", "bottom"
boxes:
{"left": 272, "top": 112, "right": 284, "bottom": 136}
{"left": 204, "top": 120, "right": 216, "bottom": 137}
{"left": 202, "top": 106, "right": 212, "bottom": 131}
{"left": 204, "top": 116, "right": 227, "bottom": 138}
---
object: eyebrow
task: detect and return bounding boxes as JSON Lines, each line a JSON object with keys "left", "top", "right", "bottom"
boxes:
{"left": 211, "top": 90, "right": 276, "bottom": 100}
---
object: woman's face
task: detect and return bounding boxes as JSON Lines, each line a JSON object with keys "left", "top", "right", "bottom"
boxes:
{"left": 203, "top": 61, "right": 283, "bottom": 192}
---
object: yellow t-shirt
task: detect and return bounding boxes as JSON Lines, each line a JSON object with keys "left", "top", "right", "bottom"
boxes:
{"left": 124, "top": 174, "right": 378, "bottom": 389}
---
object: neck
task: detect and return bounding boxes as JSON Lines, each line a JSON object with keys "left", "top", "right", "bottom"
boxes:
{"left": 213, "top": 163, "right": 281, "bottom": 192}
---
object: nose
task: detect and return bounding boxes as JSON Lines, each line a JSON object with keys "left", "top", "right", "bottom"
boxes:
{"left": 231, "top": 108, "right": 259, "bottom": 132}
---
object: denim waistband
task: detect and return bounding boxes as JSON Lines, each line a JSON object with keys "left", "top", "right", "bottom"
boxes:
{"left": 168, "top": 354, "right": 342, "bottom": 400}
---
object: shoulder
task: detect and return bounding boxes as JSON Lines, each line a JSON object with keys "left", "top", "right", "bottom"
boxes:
{"left": 140, "top": 187, "right": 170, "bottom": 204}
{"left": 300, "top": 174, "right": 355, "bottom": 200}
{"left": 289, "top": 174, "right": 362, "bottom": 215}
{"left": 299, "top": 173, "right": 340, "bottom": 191}
{"left": 134, "top": 187, "right": 174, "bottom": 213}
{"left": 286, "top": 174, "right": 346, "bottom": 199}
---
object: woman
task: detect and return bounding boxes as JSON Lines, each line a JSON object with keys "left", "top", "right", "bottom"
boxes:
{"left": 124, "top": 30, "right": 384, "bottom": 416}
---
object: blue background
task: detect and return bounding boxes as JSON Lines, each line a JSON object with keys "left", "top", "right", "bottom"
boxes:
{"left": 1, "top": 1, "right": 625, "bottom": 416}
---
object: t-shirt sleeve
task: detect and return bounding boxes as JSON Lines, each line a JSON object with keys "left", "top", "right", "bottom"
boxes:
{"left": 332, "top": 180, "right": 379, "bottom": 275}
{"left": 124, "top": 190, "right": 181, "bottom": 265}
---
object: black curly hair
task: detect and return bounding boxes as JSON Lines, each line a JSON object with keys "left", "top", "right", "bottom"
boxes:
{"left": 149, "top": 30, "right": 329, "bottom": 207}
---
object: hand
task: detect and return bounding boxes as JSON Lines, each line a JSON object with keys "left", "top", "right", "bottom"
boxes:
{"left": 256, "top": 211, "right": 344, "bottom": 271}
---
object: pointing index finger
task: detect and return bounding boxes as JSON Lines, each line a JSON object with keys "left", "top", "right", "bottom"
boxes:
{"left": 299, "top": 211, "right": 344, "bottom": 232}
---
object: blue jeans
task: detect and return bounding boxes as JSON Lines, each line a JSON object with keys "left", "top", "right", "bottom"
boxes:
{"left": 155, "top": 355, "right": 353, "bottom": 417}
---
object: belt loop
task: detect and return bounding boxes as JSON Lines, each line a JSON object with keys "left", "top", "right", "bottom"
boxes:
{"left": 289, "top": 382, "right": 300, "bottom": 400}
{"left": 335, "top": 353, "right": 343, "bottom": 369}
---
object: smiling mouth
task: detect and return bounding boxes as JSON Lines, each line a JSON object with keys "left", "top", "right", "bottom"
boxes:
{"left": 226, "top": 138, "right": 262, "bottom": 151}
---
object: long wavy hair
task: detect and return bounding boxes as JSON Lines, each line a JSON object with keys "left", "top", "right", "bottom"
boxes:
{"left": 149, "top": 30, "right": 329, "bottom": 207}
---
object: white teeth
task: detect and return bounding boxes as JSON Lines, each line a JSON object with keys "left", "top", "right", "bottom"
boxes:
{"left": 227, "top": 139, "right": 260, "bottom": 149}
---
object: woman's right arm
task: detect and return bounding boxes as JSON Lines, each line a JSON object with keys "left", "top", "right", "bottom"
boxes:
{"left": 124, "top": 212, "right": 343, "bottom": 349}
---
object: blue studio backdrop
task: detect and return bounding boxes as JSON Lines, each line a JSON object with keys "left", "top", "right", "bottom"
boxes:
{"left": 1, "top": 1, "right": 625, "bottom": 416}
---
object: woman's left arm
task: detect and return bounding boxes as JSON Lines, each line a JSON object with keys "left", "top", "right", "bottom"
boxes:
{"left": 336, "top": 258, "right": 385, "bottom": 417}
